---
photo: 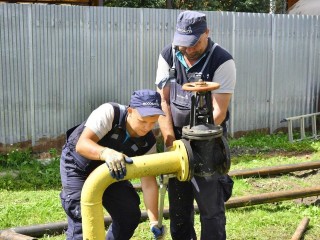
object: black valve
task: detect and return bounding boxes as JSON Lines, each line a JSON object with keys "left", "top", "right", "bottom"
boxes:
{"left": 181, "top": 80, "right": 231, "bottom": 175}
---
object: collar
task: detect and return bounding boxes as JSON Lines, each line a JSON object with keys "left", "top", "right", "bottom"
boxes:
{"left": 176, "top": 38, "right": 214, "bottom": 71}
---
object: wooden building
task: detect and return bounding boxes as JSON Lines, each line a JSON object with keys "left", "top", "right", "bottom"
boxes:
{"left": 0, "top": 0, "right": 102, "bottom": 6}
{"left": 287, "top": 0, "right": 300, "bottom": 9}
{"left": 288, "top": 0, "right": 320, "bottom": 15}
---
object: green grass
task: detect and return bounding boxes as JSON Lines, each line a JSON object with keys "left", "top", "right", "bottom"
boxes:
{"left": 0, "top": 132, "right": 320, "bottom": 239}
{"left": 228, "top": 131, "right": 320, "bottom": 152}
{"left": 226, "top": 203, "right": 320, "bottom": 240}
{"left": 0, "top": 190, "right": 63, "bottom": 228}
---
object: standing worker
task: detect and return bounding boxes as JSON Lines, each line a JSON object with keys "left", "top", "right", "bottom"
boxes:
{"left": 60, "top": 89, "right": 166, "bottom": 240}
{"left": 155, "top": 11, "right": 236, "bottom": 240}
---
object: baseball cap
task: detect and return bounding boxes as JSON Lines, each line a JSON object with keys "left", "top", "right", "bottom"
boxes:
{"left": 129, "top": 89, "right": 165, "bottom": 117}
{"left": 173, "top": 11, "right": 207, "bottom": 47}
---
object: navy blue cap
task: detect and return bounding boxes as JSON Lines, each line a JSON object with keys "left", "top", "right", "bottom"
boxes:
{"left": 130, "top": 89, "right": 165, "bottom": 117}
{"left": 173, "top": 11, "right": 207, "bottom": 47}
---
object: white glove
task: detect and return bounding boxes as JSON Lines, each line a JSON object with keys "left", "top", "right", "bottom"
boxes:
{"left": 99, "top": 148, "right": 133, "bottom": 180}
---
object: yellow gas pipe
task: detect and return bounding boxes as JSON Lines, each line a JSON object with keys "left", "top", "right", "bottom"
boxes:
{"left": 81, "top": 139, "right": 192, "bottom": 240}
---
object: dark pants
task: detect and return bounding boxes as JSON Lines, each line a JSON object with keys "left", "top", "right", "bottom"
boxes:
{"left": 60, "top": 146, "right": 141, "bottom": 240}
{"left": 168, "top": 174, "right": 233, "bottom": 240}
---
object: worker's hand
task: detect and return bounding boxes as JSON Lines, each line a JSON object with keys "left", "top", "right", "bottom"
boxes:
{"left": 100, "top": 148, "right": 133, "bottom": 180}
{"left": 150, "top": 222, "right": 166, "bottom": 240}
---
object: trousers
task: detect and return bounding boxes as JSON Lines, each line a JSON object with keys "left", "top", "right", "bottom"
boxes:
{"left": 168, "top": 173, "right": 233, "bottom": 240}
{"left": 60, "top": 146, "right": 141, "bottom": 240}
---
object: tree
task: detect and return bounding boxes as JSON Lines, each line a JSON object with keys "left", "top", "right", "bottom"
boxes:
{"left": 104, "top": 0, "right": 166, "bottom": 8}
{"left": 104, "top": 0, "right": 287, "bottom": 13}
{"left": 166, "top": 0, "right": 174, "bottom": 8}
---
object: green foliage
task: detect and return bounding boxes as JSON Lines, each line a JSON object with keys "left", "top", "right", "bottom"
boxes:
{"left": 192, "top": 0, "right": 271, "bottom": 12}
{"left": 0, "top": 148, "right": 61, "bottom": 190}
{"left": 0, "top": 148, "right": 34, "bottom": 169}
{"left": 104, "top": 0, "right": 166, "bottom": 8}
{"left": 156, "top": 136, "right": 165, "bottom": 153}
{"left": 232, "top": 0, "right": 271, "bottom": 13}
{"left": 103, "top": 0, "right": 287, "bottom": 13}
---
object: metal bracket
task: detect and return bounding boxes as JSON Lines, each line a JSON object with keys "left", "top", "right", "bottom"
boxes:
{"left": 158, "top": 174, "right": 175, "bottom": 228}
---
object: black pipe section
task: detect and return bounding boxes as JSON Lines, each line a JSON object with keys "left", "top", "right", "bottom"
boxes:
{"left": 0, "top": 212, "right": 155, "bottom": 238}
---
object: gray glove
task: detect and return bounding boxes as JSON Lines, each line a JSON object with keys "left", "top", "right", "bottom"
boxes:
{"left": 100, "top": 148, "right": 133, "bottom": 180}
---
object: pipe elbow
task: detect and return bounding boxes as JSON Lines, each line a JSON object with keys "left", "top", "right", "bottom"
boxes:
{"left": 81, "top": 164, "right": 115, "bottom": 205}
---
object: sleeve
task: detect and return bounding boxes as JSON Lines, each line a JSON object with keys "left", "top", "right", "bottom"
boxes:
{"left": 84, "top": 103, "right": 115, "bottom": 139}
{"left": 212, "top": 59, "right": 236, "bottom": 94}
{"left": 155, "top": 54, "right": 171, "bottom": 90}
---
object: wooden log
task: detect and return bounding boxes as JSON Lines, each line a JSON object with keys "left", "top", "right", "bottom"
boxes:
{"left": 0, "top": 230, "right": 36, "bottom": 240}
{"left": 290, "top": 217, "right": 310, "bottom": 240}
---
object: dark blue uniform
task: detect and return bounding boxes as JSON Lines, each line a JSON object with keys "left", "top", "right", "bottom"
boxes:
{"left": 159, "top": 39, "right": 234, "bottom": 240}
{"left": 60, "top": 103, "right": 156, "bottom": 240}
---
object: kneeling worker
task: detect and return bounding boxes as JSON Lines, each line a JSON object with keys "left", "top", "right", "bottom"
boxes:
{"left": 60, "top": 89, "right": 166, "bottom": 240}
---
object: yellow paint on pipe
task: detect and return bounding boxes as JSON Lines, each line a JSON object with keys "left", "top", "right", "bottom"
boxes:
{"left": 81, "top": 140, "right": 190, "bottom": 240}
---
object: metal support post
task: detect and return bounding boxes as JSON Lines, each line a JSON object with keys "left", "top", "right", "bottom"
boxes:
{"left": 157, "top": 174, "right": 175, "bottom": 228}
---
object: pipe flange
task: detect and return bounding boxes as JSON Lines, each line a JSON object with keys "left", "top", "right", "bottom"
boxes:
{"left": 182, "top": 124, "right": 223, "bottom": 141}
{"left": 173, "top": 139, "right": 193, "bottom": 181}
{"left": 180, "top": 138, "right": 194, "bottom": 181}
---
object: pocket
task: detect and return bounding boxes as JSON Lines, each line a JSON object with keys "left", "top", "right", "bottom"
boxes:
{"left": 170, "top": 82, "right": 192, "bottom": 109}
{"left": 170, "top": 82, "right": 192, "bottom": 127}
{"left": 60, "top": 192, "right": 82, "bottom": 220}
{"left": 70, "top": 151, "right": 90, "bottom": 172}
{"left": 218, "top": 175, "right": 234, "bottom": 202}
{"left": 171, "top": 103, "right": 191, "bottom": 127}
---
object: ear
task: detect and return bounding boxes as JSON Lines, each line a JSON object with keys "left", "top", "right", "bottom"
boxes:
{"left": 127, "top": 107, "right": 133, "bottom": 113}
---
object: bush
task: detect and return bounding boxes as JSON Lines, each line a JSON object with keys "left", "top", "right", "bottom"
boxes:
{"left": 0, "top": 148, "right": 61, "bottom": 190}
